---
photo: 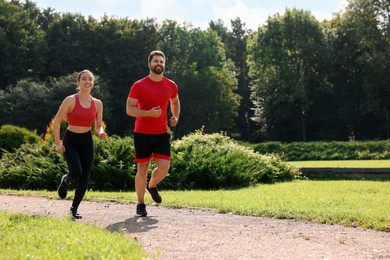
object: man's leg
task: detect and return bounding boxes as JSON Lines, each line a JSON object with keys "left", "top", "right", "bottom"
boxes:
{"left": 148, "top": 158, "right": 170, "bottom": 188}
{"left": 135, "top": 161, "right": 150, "bottom": 204}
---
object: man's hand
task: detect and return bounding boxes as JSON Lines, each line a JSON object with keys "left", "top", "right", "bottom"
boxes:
{"left": 149, "top": 106, "right": 162, "bottom": 117}
{"left": 169, "top": 116, "right": 178, "bottom": 127}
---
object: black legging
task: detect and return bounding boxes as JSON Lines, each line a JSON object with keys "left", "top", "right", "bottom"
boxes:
{"left": 63, "top": 130, "right": 94, "bottom": 211}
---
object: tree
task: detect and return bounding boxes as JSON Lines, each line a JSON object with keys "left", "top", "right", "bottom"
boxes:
{"left": 44, "top": 13, "right": 97, "bottom": 77}
{"left": 248, "top": 8, "right": 331, "bottom": 141}
{"left": 210, "top": 18, "right": 254, "bottom": 141}
{"left": 328, "top": 0, "right": 390, "bottom": 140}
{"left": 0, "top": 0, "right": 47, "bottom": 87}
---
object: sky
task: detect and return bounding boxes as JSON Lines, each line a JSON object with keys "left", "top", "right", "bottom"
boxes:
{"left": 31, "top": 0, "right": 348, "bottom": 31}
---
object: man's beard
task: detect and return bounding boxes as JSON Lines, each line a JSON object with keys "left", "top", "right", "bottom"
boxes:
{"left": 152, "top": 65, "right": 164, "bottom": 74}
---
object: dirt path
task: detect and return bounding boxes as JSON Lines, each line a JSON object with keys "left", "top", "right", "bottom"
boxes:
{"left": 1, "top": 194, "right": 389, "bottom": 259}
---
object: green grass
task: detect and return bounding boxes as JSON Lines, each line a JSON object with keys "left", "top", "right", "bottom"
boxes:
{"left": 288, "top": 160, "right": 390, "bottom": 168}
{"left": 161, "top": 180, "right": 390, "bottom": 231}
{"left": 1, "top": 179, "right": 390, "bottom": 232}
{"left": 0, "top": 211, "right": 150, "bottom": 259}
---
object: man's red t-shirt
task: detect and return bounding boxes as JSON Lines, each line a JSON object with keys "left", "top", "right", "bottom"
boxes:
{"left": 129, "top": 76, "right": 178, "bottom": 134}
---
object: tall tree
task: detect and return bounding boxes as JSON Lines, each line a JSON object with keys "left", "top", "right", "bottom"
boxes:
{"left": 210, "top": 18, "right": 254, "bottom": 141}
{"left": 328, "top": 0, "right": 390, "bottom": 140}
{"left": 248, "top": 8, "right": 331, "bottom": 141}
{"left": 45, "top": 13, "right": 96, "bottom": 77}
{"left": 0, "top": 0, "right": 47, "bottom": 87}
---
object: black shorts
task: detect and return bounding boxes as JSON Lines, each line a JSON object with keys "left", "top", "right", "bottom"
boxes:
{"left": 133, "top": 133, "right": 171, "bottom": 163}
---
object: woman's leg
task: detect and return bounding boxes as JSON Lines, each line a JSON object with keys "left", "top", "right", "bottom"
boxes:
{"left": 71, "top": 141, "right": 94, "bottom": 212}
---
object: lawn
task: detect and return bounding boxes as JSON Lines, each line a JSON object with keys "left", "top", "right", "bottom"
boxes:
{"left": 1, "top": 179, "right": 389, "bottom": 231}
{"left": 288, "top": 160, "right": 390, "bottom": 168}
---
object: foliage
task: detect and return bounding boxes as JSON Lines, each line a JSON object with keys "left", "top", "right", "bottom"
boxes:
{"left": 90, "top": 136, "right": 135, "bottom": 191}
{"left": 326, "top": 0, "right": 390, "bottom": 140}
{"left": 210, "top": 18, "right": 254, "bottom": 141}
{"left": 0, "top": 0, "right": 389, "bottom": 142}
{"left": 247, "top": 8, "right": 332, "bottom": 141}
{"left": 167, "top": 130, "right": 301, "bottom": 190}
{"left": 0, "top": 0, "right": 47, "bottom": 87}
{"left": 0, "top": 124, "right": 41, "bottom": 156}
{"left": 0, "top": 143, "right": 66, "bottom": 190}
{"left": 0, "top": 131, "right": 300, "bottom": 191}
{"left": 253, "top": 140, "right": 390, "bottom": 161}
{"left": 0, "top": 136, "right": 135, "bottom": 191}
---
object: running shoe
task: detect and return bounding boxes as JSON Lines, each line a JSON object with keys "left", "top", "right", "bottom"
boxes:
{"left": 146, "top": 184, "right": 162, "bottom": 203}
{"left": 70, "top": 207, "right": 82, "bottom": 219}
{"left": 136, "top": 203, "right": 147, "bottom": 217}
{"left": 58, "top": 174, "right": 69, "bottom": 199}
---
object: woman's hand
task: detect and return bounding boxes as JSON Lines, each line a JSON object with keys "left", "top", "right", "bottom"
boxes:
{"left": 55, "top": 144, "right": 65, "bottom": 153}
{"left": 97, "top": 132, "right": 107, "bottom": 140}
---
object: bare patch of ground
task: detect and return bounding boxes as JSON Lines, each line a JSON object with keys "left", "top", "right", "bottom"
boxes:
{"left": 0, "top": 194, "right": 389, "bottom": 259}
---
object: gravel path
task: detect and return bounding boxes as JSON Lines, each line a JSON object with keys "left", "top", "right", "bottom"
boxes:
{"left": 1, "top": 194, "right": 389, "bottom": 259}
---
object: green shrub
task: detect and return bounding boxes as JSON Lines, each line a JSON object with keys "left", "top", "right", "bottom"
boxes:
{"left": 0, "top": 143, "right": 66, "bottom": 190}
{"left": 90, "top": 136, "right": 135, "bottom": 191}
{"left": 166, "top": 131, "right": 301, "bottom": 190}
{"left": 0, "top": 124, "right": 41, "bottom": 155}
{"left": 0, "top": 136, "right": 136, "bottom": 191}
{"left": 0, "top": 131, "right": 301, "bottom": 191}
{"left": 253, "top": 140, "right": 390, "bottom": 161}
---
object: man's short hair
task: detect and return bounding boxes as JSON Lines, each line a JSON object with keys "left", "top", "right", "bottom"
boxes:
{"left": 148, "top": 50, "right": 165, "bottom": 63}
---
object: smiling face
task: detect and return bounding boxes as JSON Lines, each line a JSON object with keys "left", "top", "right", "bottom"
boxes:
{"left": 149, "top": 54, "right": 165, "bottom": 75}
{"left": 77, "top": 70, "right": 95, "bottom": 91}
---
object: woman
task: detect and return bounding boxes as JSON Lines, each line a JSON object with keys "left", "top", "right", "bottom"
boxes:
{"left": 53, "top": 69, "right": 106, "bottom": 219}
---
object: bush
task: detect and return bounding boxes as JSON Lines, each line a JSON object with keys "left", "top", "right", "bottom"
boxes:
{"left": 0, "top": 143, "right": 66, "bottom": 190}
{"left": 0, "top": 136, "right": 135, "bottom": 191}
{"left": 90, "top": 136, "right": 135, "bottom": 191}
{"left": 252, "top": 140, "right": 390, "bottom": 161}
{"left": 0, "top": 124, "right": 41, "bottom": 156}
{"left": 166, "top": 131, "right": 301, "bottom": 190}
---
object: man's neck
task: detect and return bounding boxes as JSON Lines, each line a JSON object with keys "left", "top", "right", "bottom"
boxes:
{"left": 149, "top": 72, "right": 163, "bottom": 82}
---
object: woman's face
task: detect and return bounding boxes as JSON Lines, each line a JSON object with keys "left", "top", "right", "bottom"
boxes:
{"left": 77, "top": 71, "right": 94, "bottom": 91}
{"left": 149, "top": 55, "right": 165, "bottom": 75}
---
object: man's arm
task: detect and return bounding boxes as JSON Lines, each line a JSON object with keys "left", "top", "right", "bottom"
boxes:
{"left": 169, "top": 95, "right": 180, "bottom": 127}
{"left": 126, "top": 97, "right": 162, "bottom": 118}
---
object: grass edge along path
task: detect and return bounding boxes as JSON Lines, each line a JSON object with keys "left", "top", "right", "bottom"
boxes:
{"left": 1, "top": 179, "right": 389, "bottom": 232}
{"left": 0, "top": 211, "right": 151, "bottom": 260}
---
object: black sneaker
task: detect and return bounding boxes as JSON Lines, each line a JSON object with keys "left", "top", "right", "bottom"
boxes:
{"left": 70, "top": 207, "right": 82, "bottom": 219}
{"left": 136, "top": 203, "right": 147, "bottom": 217}
{"left": 58, "top": 174, "right": 69, "bottom": 199}
{"left": 146, "top": 184, "right": 162, "bottom": 203}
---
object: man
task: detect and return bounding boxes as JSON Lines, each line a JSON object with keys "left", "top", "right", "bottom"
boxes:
{"left": 126, "top": 50, "right": 180, "bottom": 217}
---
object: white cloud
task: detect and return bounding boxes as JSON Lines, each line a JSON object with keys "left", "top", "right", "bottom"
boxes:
{"left": 139, "top": 0, "right": 189, "bottom": 24}
{"left": 213, "top": 0, "right": 270, "bottom": 30}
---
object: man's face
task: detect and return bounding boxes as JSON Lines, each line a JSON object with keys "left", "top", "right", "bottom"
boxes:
{"left": 149, "top": 55, "right": 165, "bottom": 74}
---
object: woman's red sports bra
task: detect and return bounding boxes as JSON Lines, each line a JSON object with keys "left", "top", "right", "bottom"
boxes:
{"left": 67, "top": 95, "right": 96, "bottom": 127}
